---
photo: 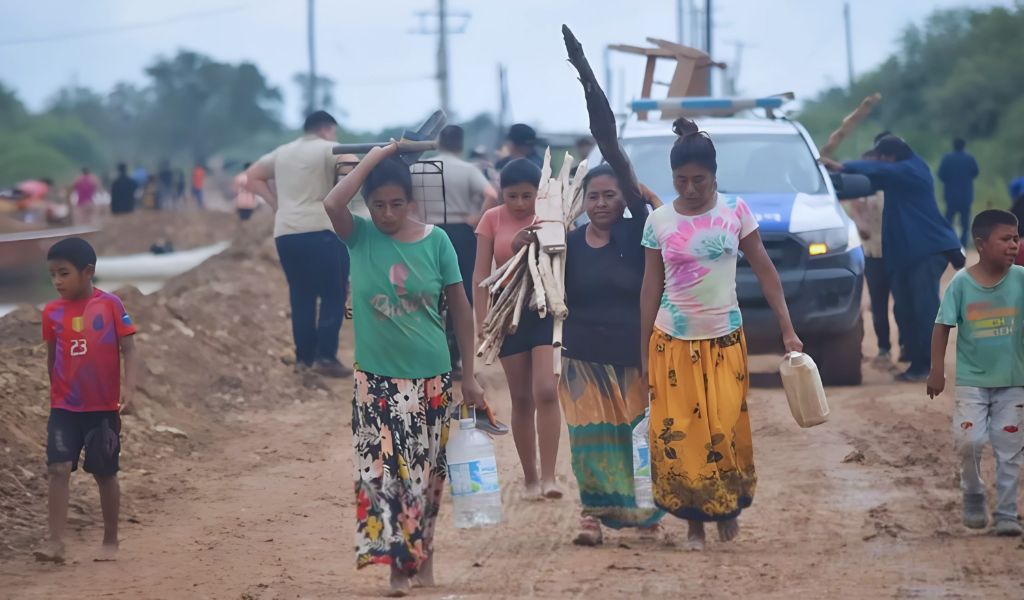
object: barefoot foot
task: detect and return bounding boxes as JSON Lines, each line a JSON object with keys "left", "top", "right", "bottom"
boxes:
{"left": 541, "top": 479, "right": 563, "bottom": 500}
{"left": 572, "top": 516, "right": 603, "bottom": 546}
{"left": 717, "top": 518, "right": 740, "bottom": 542}
{"left": 412, "top": 556, "right": 435, "bottom": 588}
{"left": 33, "top": 540, "right": 65, "bottom": 564}
{"left": 685, "top": 520, "right": 706, "bottom": 551}
{"left": 93, "top": 542, "right": 119, "bottom": 562}
{"left": 524, "top": 480, "right": 542, "bottom": 499}
{"left": 387, "top": 566, "right": 411, "bottom": 597}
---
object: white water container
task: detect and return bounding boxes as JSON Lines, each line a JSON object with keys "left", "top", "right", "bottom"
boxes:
{"left": 631, "top": 408, "right": 655, "bottom": 509}
{"left": 447, "top": 416, "right": 503, "bottom": 528}
{"left": 779, "top": 352, "right": 830, "bottom": 428}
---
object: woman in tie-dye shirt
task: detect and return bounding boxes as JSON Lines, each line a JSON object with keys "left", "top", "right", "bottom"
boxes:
{"left": 639, "top": 118, "right": 802, "bottom": 551}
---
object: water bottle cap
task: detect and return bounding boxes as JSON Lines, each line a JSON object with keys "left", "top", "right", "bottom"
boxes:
{"left": 458, "top": 418, "right": 476, "bottom": 430}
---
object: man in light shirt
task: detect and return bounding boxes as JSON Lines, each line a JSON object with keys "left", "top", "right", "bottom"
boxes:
{"left": 411, "top": 125, "right": 498, "bottom": 375}
{"left": 246, "top": 111, "right": 351, "bottom": 378}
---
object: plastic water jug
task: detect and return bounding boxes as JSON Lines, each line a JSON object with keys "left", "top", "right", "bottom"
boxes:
{"left": 779, "top": 351, "right": 829, "bottom": 428}
{"left": 631, "top": 408, "right": 655, "bottom": 509}
{"left": 447, "top": 412, "right": 503, "bottom": 528}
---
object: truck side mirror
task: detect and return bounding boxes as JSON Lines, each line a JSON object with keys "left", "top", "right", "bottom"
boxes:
{"left": 831, "top": 173, "right": 873, "bottom": 200}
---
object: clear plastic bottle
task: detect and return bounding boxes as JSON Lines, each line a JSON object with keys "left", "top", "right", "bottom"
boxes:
{"left": 447, "top": 416, "right": 503, "bottom": 528}
{"left": 632, "top": 408, "right": 655, "bottom": 510}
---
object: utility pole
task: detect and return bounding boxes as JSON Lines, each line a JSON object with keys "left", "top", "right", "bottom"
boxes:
{"left": 705, "top": 0, "right": 713, "bottom": 95}
{"left": 843, "top": 1, "right": 855, "bottom": 89}
{"left": 497, "top": 63, "right": 509, "bottom": 145}
{"left": 676, "top": 0, "right": 685, "bottom": 45}
{"left": 306, "top": 0, "right": 316, "bottom": 115}
{"left": 411, "top": 1, "right": 470, "bottom": 117}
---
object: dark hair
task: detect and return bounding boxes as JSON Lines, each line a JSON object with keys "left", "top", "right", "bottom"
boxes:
{"left": 506, "top": 123, "right": 537, "bottom": 147}
{"left": 438, "top": 125, "right": 464, "bottom": 153}
{"left": 499, "top": 158, "right": 542, "bottom": 189}
{"left": 873, "top": 130, "right": 892, "bottom": 144}
{"left": 117, "top": 163, "right": 127, "bottom": 174}
{"left": 972, "top": 209, "right": 1018, "bottom": 241}
{"left": 582, "top": 163, "right": 619, "bottom": 194}
{"left": 669, "top": 118, "right": 717, "bottom": 173}
{"left": 874, "top": 135, "right": 913, "bottom": 161}
{"left": 362, "top": 157, "right": 413, "bottom": 200}
{"left": 47, "top": 237, "right": 97, "bottom": 271}
{"left": 953, "top": 138, "right": 966, "bottom": 151}
{"left": 303, "top": 110, "right": 338, "bottom": 133}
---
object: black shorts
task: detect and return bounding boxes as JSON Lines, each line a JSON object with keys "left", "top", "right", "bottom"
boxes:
{"left": 46, "top": 409, "right": 121, "bottom": 476}
{"left": 499, "top": 308, "right": 554, "bottom": 358}
{"left": 238, "top": 208, "right": 255, "bottom": 221}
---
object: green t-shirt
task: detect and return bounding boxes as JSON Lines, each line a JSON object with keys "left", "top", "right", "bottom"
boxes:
{"left": 936, "top": 266, "right": 1024, "bottom": 387}
{"left": 345, "top": 216, "right": 462, "bottom": 379}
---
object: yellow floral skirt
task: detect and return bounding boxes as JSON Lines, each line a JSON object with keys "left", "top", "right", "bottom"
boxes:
{"left": 647, "top": 328, "right": 756, "bottom": 522}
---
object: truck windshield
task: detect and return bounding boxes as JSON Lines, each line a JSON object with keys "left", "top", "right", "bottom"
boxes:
{"left": 621, "top": 133, "right": 828, "bottom": 198}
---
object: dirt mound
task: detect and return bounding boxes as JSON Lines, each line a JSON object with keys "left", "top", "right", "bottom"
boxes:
{"left": 89, "top": 209, "right": 256, "bottom": 256}
{"left": 0, "top": 214, "right": 311, "bottom": 555}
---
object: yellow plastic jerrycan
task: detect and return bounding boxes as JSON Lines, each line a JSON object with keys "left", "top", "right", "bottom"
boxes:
{"left": 779, "top": 351, "right": 829, "bottom": 428}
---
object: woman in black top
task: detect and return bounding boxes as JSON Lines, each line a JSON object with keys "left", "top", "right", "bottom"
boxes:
{"left": 560, "top": 26, "right": 664, "bottom": 545}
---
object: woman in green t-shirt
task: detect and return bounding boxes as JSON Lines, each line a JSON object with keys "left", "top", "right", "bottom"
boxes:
{"left": 323, "top": 142, "right": 485, "bottom": 596}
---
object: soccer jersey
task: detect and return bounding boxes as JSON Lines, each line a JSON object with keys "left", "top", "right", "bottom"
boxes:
{"left": 42, "top": 288, "right": 137, "bottom": 412}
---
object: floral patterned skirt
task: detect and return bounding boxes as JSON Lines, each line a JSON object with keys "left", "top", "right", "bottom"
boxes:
{"left": 558, "top": 358, "right": 664, "bottom": 528}
{"left": 352, "top": 370, "right": 452, "bottom": 575}
{"left": 647, "top": 328, "right": 756, "bottom": 522}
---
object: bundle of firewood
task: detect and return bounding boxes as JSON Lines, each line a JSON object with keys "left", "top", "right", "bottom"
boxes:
{"left": 476, "top": 148, "right": 588, "bottom": 372}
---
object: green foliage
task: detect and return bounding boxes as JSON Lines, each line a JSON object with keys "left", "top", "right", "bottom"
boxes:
{"left": 798, "top": 4, "right": 1024, "bottom": 210}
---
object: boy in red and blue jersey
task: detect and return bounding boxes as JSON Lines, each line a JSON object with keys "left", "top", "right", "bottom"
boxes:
{"left": 34, "top": 237, "right": 139, "bottom": 564}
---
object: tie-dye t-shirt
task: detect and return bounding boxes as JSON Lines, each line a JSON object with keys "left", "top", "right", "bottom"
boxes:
{"left": 42, "top": 288, "right": 137, "bottom": 412}
{"left": 641, "top": 194, "right": 758, "bottom": 340}
{"left": 344, "top": 216, "right": 463, "bottom": 379}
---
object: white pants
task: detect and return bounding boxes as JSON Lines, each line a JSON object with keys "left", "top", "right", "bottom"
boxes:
{"left": 954, "top": 386, "right": 1024, "bottom": 522}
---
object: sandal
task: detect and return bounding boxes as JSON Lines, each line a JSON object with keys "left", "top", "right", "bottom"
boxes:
{"left": 573, "top": 516, "right": 603, "bottom": 546}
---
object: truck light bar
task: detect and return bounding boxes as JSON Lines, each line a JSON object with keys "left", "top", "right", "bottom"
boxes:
{"left": 630, "top": 93, "right": 794, "bottom": 117}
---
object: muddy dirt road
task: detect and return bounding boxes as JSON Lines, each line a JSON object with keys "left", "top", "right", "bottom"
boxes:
{"left": 3, "top": 290, "right": 1024, "bottom": 599}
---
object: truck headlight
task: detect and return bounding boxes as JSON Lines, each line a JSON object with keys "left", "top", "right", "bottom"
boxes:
{"left": 796, "top": 227, "right": 849, "bottom": 256}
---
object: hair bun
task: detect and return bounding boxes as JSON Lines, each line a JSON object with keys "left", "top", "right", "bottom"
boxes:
{"left": 672, "top": 117, "right": 699, "bottom": 137}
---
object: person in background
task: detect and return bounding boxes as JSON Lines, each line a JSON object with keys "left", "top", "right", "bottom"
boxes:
{"left": 72, "top": 167, "right": 99, "bottom": 224}
{"left": 843, "top": 150, "right": 905, "bottom": 367}
{"left": 34, "top": 238, "right": 139, "bottom": 564}
{"left": 495, "top": 123, "right": 543, "bottom": 170}
{"left": 1008, "top": 176, "right": 1024, "bottom": 266}
{"left": 928, "top": 209, "right": 1024, "bottom": 537}
{"left": 246, "top": 111, "right": 352, "bottom": 378}
{"left": 412, "top": 125, "right": 499, "bottom": 376}
{"left": 570, "top": 136, "right": 595, "bottom": 177}
{"left": 110, "top": 163, "right": 138, "bottom": 215}
{"left": 233, "top": 162, "right": 260, "bottom": 221}
{"left": 191, "top": 163, "right": 206, "bottom": 208}
{"left": 156, "top": 162, "right": 174, "bottom": 211}
{"left": 473, "top": 158, "right": 562, "bottom": 500}
{"left": 321, "top": 142, "right": 484, "bottom": 596}
{"left": 938, "top": 138, "right": 980, "bottom": 248}
{"left": 131, "top": 165, "right": 148, "bottom": 190}
{"left": 469, "top": 145, "right": 500, "bottom": 190}
{"left": 824, "top": 135, "right": 962, "bottom": 382}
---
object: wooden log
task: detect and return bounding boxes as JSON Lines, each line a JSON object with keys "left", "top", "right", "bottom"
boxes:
{"left": 535, "top": 149, "right": 567, "bottom": 253}
{"left": 483, "top": 268, "right": 524, "bottom": 331}
{"left": 553, "top": 345, "right": 563, "bottom": 376}
{"left": 553, "top": 316, "right": 564, "bottom": 349}
{"left": 538, "top": 251, "right": 567, "bottom": 319}
{"left": 527, "top": 242, "right": 548, "bottom": 319}
{"left": 479, "top": 244, "right": 528, "bottom": 290}
{"left": 510, "top": 271, "right": 530, "bottom": 334}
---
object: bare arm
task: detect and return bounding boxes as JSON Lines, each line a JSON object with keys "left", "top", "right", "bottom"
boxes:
{"left": 323, "top": 144, "right": 397, "bottom": 241}
{"left": 739, "top": 230, "right": 803, "bottom": 352}
{"left": 472, "top": 234, "right": 495, "bottom": 336}
{"left": 446, "top": 282, "right": 485, "bottom": 407}
{"left": 119, "top": 335, "right": 139, "bottom": 414}
{"left": 927, "top": 324, "right": 952, "bottom": 398}
{"left": 639, "top": 248, "right": 665, "bottom": 377}
{"left": 245, "top": 160, "right": 278, "bottom": 211}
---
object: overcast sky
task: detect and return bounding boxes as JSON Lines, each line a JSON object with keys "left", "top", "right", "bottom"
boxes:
{"left": 0, "top": 0, "right": 1007, "bottom": 134}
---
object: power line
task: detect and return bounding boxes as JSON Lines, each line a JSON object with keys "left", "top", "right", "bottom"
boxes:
{"left": 0, "top": 2, "right": 258, "bottom": 48}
